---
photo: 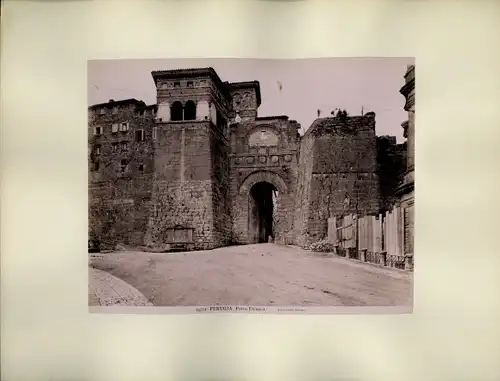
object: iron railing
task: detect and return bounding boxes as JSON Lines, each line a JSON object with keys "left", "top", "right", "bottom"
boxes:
{"left": 387, "top": 254, "right": 405, "bottom": 270}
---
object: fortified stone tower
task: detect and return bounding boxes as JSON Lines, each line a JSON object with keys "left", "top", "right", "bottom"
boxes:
{"left": 146, "top": 68, "right": 233, "bottom": 251}
{"left": 294, "top": 112, "right": 381, "bottom": 247}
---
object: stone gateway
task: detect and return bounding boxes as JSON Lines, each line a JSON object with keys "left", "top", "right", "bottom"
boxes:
{"left": 88, "top": 67, "right": 407, "bottom": 251}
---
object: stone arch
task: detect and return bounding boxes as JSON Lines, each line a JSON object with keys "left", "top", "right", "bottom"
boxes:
{"left": 184, "top": 100, "right": 197, "bottom": 120}
{"left": 239, "top": 170, "right": 288, "bottom": 195}
{"left": 171, "top": 101, "right": 183, "bottom": 121}
{"left": 247, "top": 124, "right": 280, "bottom": 137}
{"left": 246, "top": 125, "right": 280, "bottom": 148}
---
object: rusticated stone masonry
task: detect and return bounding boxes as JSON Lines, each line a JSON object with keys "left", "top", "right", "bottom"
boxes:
{"left": 294, "top": 113, "right": 392, "bottom": 247}
{"left": 88, "top": 99, "right": 156, "bottom": 250}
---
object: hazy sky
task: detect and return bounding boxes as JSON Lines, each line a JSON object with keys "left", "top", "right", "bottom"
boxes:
{"left": 88, "top": 58, "right": 413, "bottom": 142}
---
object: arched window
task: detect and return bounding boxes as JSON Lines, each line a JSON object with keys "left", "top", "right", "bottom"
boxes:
{"left": 171, "top": 101, "right": 183, "bottom": 121}
{"left": 184, "top": 100, "right": 197, "bottom": 120}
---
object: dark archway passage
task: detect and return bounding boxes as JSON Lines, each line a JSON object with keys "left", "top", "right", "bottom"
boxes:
{"left": 249, "top": 182, "right": 278, "bottom": 243}
{"left": 184, "top": 100, "right": 197, "bottom": 120}
{"left": 171, "top": 101, "right": 183, "bottom": 121}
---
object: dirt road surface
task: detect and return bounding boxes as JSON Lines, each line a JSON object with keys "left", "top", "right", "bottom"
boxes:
{"left": 89, "top": 243, "right": 413, "bottom": 307}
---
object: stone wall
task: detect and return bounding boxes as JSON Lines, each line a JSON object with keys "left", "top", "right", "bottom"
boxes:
{"left": 88, "top": 100, "right": 403, "bottom": 252}
{"left": 228, "top": 81, "right": 260, "bottom": 121}
{"left": 229, "top": 116, "right": 299, "bottom": 245}
{"left": 147, "top": 180, "right": 214, "bottom": 250}
{"left": 293, "top": 130, "right": 315, "bottom": 247}
{"left": 377, "top": 136, "right": 407, "bottom": 211}
{"left": 210, "top": 123, "right": 232, "bottom": 247}
{"left": 294, "top": 114, "right": 381, "bottom": 247}
{"left": 147, "top": 121, "right": 218, "bottom": 250}
{"left": 88, "top": 100, "right": 155, "bottom": 249}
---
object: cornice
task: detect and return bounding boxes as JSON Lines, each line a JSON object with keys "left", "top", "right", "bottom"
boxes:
{"left": 89, "top": 98, "right": 145, "bottom": 110}
{"left": 394, "top": 179, "right": 414, "bottom": 196}
{"left": 256, "top": 115, "right": 289, "bottom": 121}
{"left": 403, "top": 93, "right": 415, "bottom": 112}
{"left": 151, "top": 67, "right": 231, "bottom": 101}
{"left": 399, "top": 78, "right": 415, "bottom": 98}
{"left": 404, "top": 65, "right": 415, "bottom": 81}
{"left": 401, "top": 120, "right": 409, "bottom": 138}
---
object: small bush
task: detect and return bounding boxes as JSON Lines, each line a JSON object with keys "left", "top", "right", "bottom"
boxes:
{"left": 309, "top": 239, "right": 335, "bottom": 253}
{"left": 88, "top": 239, "right": 101, "bottom": 253}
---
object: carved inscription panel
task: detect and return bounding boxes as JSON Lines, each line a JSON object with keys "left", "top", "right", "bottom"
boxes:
{"left": 233, "top": 154, "right": 294, "bottom": 167}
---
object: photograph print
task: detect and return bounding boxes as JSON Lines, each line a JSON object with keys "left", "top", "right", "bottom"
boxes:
{"left": 88, "top": 58, "right": 415, "bottom": 313}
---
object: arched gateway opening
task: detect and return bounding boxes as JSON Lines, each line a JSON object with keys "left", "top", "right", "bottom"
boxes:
{"left": 238, "top": 170, "right": 288, "bottom": 244}
{"left": 249, "top": 182, "right": 278, "bottom": 243}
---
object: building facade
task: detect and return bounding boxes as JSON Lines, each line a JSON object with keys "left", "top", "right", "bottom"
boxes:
{"left": 395, "top": 64, "right": 415, "bottom": 267}
{"left": 88, "top": 67, "right": 407, "bottom": 251}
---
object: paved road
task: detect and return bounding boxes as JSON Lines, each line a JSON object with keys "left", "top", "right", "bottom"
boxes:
{"left": 89, "top": 267, "right": 153, "bottom": 306}
{"left": 89, "top": 244, "right": 413, "bottom": 307}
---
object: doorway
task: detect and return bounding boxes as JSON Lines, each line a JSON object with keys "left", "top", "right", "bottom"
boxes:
{"left": 249, "top": 182, "right": 278, "bottom": 243}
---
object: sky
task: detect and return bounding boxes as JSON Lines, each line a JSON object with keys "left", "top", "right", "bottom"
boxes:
{"left": 88, "top": 57, "right": 414, "bottom": 142}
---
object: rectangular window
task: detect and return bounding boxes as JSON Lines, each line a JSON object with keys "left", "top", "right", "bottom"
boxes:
{"left": 99, "top": 108, "right": 106, "bottom": 115}
{"left": 135, "top": 129, "right": 144, "bottom": 142}
{"left": 187, "top": 81, "right": 193, "bottom": 87}
{"left": 152, "top": 127, "right": 157, "bottom": 140}
{"left": 121, "top": 141, "right": 128, "bottom": 150}
{"left": 119, "top": 122, "right": 129, "bottom": 132}
{"left": 112, "top": 143, "right": 119, "bottom": 152}
{"left": 112, "top": 107, "right": 118, "bottom": 115}
{"left": 174, "top": 81, "right": 180, "bottom": 88}
{"left": 138, "top": 164, "right": 144, "bottom": 172}
{"left": 112, "top": 123, "right": 118, "bottom": 133}
{"left": 94, "top": 126, "right": 102, "bottom": 136}
{"left": 94, "top": 145, "right": 101, "bottom": 155}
